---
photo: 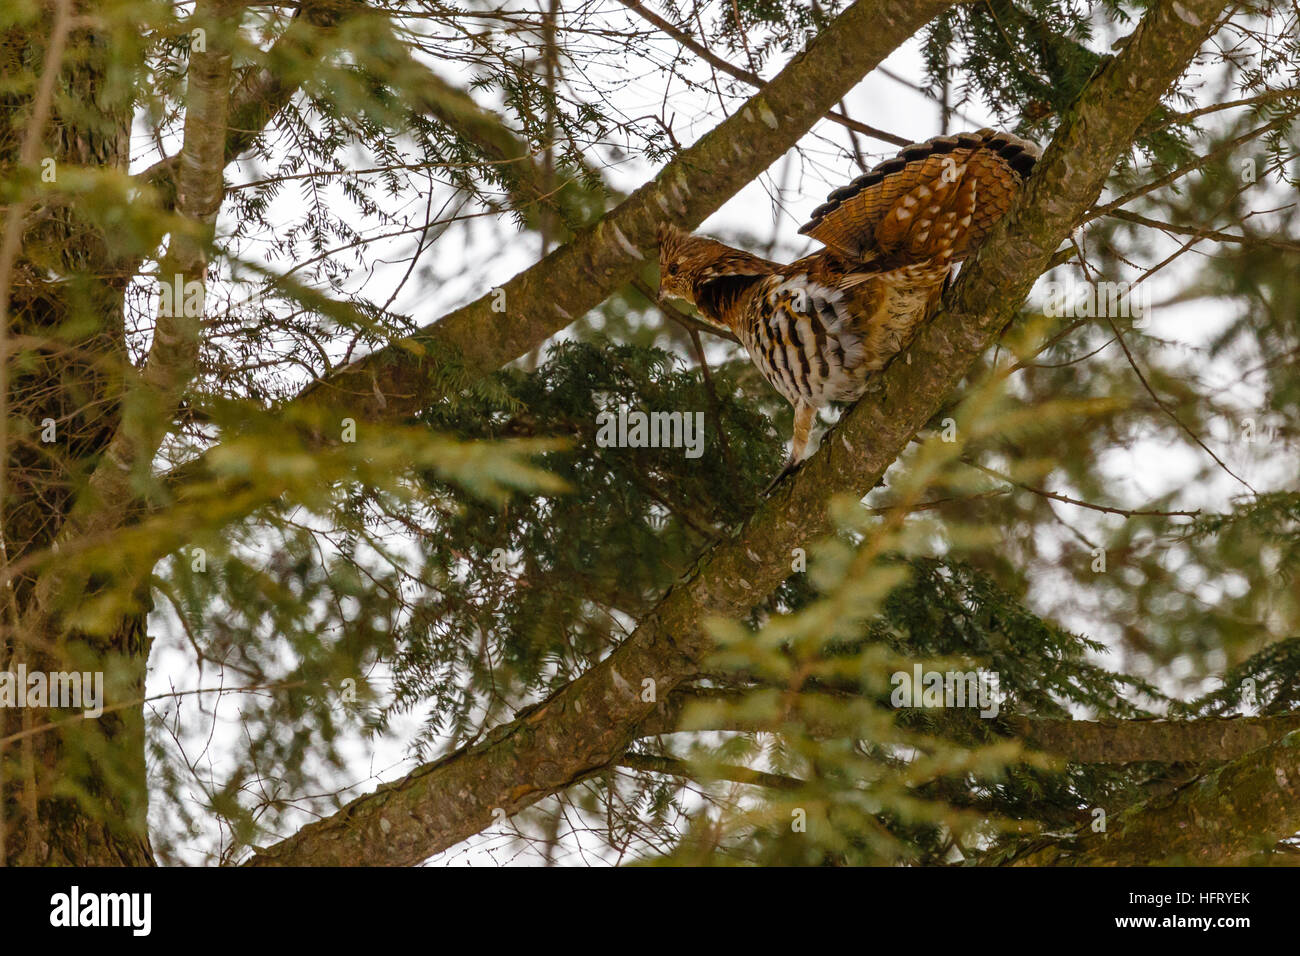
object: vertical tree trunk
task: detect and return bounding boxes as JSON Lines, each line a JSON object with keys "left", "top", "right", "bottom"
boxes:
{"left": 0, "top": 3, "right": 154, "bottom": 866}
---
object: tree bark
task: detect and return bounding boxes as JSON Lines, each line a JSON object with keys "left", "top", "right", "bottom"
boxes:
{"left": 639, "top": 690, "right": 1300, "bottom": 764}
{"left": 1, "top": 0, "right": 235, "bottom": 866}
{"left": 1009, "top": 714, "right": 1300, "bottom": 764}
{"left": 0, "top": 0, "right": 149, "bottom": 865}
{"left": 1011, "top": 728, "right": 1300, "bottom": 865}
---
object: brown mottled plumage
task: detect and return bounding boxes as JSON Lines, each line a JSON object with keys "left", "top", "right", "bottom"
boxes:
{"left": 657, "top": 128, "right": 1040, "bottom": 488}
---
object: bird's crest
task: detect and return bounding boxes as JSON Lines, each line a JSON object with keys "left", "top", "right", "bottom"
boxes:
{"left": 656, "top": 223, "right": 773, "bottom": 325}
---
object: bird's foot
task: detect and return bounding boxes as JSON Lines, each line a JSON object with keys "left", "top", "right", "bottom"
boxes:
{"left": 762, "top": 456, "right": 801, "bottom": 496}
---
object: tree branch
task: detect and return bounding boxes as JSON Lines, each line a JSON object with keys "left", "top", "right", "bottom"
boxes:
{"left": 638, "top": 691, "right": 1300, "bottom": 764}
{"left": 1010, "top": 714, "right": 1300, "bottom": 764}
{"left": 1013, "top": 728, "right": 1300, "bottom": 865}
{"left": 134, "top": 0, "right": 367, "bottom": 210}
{"left": 374, "top": 40, "right": 608, "bottom": 238}
{"left": 22, "top": 1, "right": 237, "bottom": 627}
{"left": 613, "top": 0, "right": 910, "bottom": 147}
{"left": 619, "top": 753, "right": 803, "bottom": 791}
{"left": 1106, "top": 207, "right": 1300, "bottom": 254}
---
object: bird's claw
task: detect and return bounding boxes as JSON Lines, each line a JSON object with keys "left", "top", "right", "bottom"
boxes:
{"left": 762, "top": 457, "right": 801, "bottom": 496}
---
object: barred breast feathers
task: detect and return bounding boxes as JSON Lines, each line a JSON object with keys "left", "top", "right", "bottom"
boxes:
{"left": 739, "top": 275, "right": 869, "bottom": 406}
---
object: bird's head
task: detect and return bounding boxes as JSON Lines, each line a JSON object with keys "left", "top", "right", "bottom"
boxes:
{"left": 656, "top": 224, "right": 772, "bottom": 325}
{"left": 656, "top": 223, "right": 712, "bottom": 306}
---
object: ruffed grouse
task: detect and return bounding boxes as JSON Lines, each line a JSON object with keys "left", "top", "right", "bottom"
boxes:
{"left": 657, "top": 128, "right": 1040, "bottom": 488}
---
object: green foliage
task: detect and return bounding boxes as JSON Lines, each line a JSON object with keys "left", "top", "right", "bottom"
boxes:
{"left": 393, "top": 340, "right": 781, "bottom": 748}
{"left": 1174, "top": 636, "right": 1300, "bottom": 716}
{"left": 923, "top": 0, "right": 1192, "bottom": 163}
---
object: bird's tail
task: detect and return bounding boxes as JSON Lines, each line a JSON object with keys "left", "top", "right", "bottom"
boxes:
{"left": 798, "top": 129, "right": 1040, "bottom": 266}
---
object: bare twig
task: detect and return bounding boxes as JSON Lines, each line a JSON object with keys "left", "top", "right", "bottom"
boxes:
{"left": 615, "top": 0, "right": 910, "bottom": 146}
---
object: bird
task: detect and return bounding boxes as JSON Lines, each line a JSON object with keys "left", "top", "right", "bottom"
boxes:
{"left": 657, "top": 128, "right": 1040, "bottom": 491}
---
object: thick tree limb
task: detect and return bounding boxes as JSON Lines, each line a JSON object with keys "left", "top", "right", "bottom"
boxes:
{"left": 1010, "top": 714, "right": 1300, "bottom": 764}
{"left": 245, "top": 0, "right": 1229, "bottom": 867}
{"left": 1013, "top": 728, "right": 1300, "bottom": 865}
{"left": 22, "top": 3, "right": 236, "bottom": 627}
{"left": 638, "top": 691, "right": 1300, "bottom": 764}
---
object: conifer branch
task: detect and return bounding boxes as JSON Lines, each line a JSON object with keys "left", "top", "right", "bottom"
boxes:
{"left": 244, "top": 0, "right": 1230, "bottom": 867}
{"left": 371, "top": 38, "right": 611, "bottom": 238}
{"left": 638, "top": 692, "right": 1300, "bottom": 765}
{"left": 134, "top": 0, "right": 368, "bottom": 209}
{"left": 613, "top": 0, "right": 911, "bottom": 147}
{"left": 619, "top": 753, "right": 803, "bottom": 791}
{"left": 1013, "top": 728, "right": 1300, "bottom": 865}
{"left": 1011, "top": 714, "right": 1300, "bottom": 764}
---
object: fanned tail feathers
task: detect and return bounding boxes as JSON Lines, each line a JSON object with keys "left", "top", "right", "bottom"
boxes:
{"left": 799, "top": 128, "right": 1041, "bottom": 265}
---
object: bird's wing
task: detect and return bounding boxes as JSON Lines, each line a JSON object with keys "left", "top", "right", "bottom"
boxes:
{"left": 835, "top": 261, "right": 951, "bottom": 373}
